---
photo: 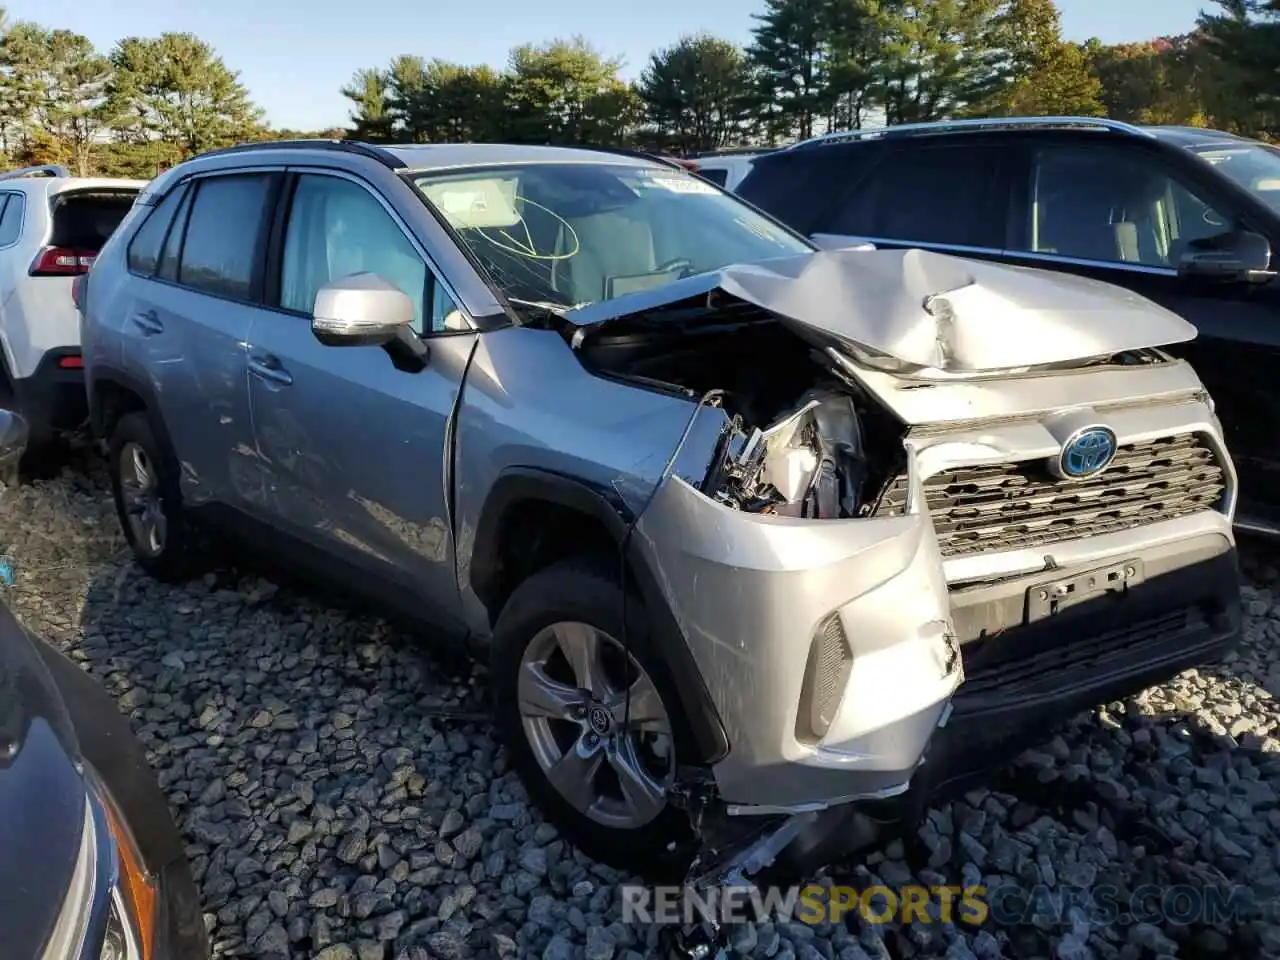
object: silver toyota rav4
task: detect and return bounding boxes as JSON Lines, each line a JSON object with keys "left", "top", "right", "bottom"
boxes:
{"left": 78, "top": 140, "right": 1241, "bottom": 882}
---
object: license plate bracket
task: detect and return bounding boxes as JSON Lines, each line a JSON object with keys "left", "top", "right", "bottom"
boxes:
{"left": 1026, "top": 558, "right": 1144, "bottom": 622}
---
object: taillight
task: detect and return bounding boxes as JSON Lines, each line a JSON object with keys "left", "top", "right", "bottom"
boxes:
{"left": 30, "top": 246, "right": 96, "bottom": 276}
{"left": 57, "top": 355, "right": 83, "bottom": 369}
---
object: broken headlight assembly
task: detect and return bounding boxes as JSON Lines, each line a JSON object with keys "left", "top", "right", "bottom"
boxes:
{"left": 705, "top": 390, "right": 871, "bottom": 520}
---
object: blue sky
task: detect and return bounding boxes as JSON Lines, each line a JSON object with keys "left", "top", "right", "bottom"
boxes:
{"left": 5, "top": 0, "right": 1215, "bottom": 131}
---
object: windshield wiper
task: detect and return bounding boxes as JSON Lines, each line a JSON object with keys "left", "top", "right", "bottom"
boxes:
{"left": 508, "top": 297, "right": 586, "bottom": 327}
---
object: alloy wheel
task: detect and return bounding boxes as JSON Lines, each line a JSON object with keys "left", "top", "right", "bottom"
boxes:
{"left": 518, "top": 621, "right": 675, "bottom": 829}
{"left": 118, "top": 441, "right": 167, "bottom": 557}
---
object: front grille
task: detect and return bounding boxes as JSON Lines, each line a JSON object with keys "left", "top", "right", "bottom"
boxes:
{"left": 873, "top": 433, "right": 1226, "bottom": 558}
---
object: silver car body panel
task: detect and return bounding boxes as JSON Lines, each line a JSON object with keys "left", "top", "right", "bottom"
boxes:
{"left": 450, "top": 325, "right": 730, "bottom": 635}
{"left": 633, "top": 383, "right": 1233, "bottom": 807}
{"left": 842, "top": 355, "right": 1209, "bottom": 426}
{"left": 565, "top": 247, "right": 1197, "bottom": 377}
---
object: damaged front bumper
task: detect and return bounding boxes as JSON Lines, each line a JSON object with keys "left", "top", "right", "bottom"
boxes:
{"left": 633, "top": 399, "right": 1243, "bottom": 893}
{"left": 633, "top": 470, "right": 964, "bottom": 814}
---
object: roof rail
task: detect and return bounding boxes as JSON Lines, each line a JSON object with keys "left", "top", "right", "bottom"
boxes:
{"left": 0, "top": 164, "right": 70, "bottom": 181}
{"left": 192, "top": 139, "right": 406, "bottom": 169}
{"left": 787, "top": 116, "right": 1156, "bottom": 150}
{"left": 695, "top": 146, "right": 777, "bottom": 158}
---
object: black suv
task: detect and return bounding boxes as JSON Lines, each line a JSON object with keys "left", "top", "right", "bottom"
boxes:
{"left": 737, "top": 117, "right": 1280, "bottom": 532}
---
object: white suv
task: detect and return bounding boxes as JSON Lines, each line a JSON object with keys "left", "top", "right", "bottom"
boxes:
{"left": 693, "top": 150, "right": 775, "bottom": 192}
{"left": 0, "top": 164, "right": 146, "bottom": 445}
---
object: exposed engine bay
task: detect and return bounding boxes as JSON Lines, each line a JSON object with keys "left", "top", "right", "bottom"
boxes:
{"left": 569, "top": 303, "right": 904, "bottom": 520}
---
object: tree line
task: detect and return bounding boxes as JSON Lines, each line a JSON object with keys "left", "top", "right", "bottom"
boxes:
{"left": 1, "top": 0, "right": 1279, "bottom": 180}
{"left": 342, "top": 0, "right": 1280, "bottom": 154}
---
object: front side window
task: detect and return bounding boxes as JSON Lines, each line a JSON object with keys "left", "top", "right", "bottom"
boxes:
{"left": 178, "top": 174, "right": 274, "bottom": 300}
{"left": 281, "top": 174, "right": 449, "bottom": 334}
{"left": 1189, "top": 141, "right": 1280, "bottom": 213}
{"left": 410, "top": 162, "right": 810, "bottom": 311}
{"left": 1024, "top": 146, "right": 1235, "bottom": 269}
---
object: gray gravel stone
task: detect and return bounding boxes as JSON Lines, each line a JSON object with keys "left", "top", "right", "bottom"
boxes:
{"left": 5, "top": 459, "right": 1280, "bottom": 959}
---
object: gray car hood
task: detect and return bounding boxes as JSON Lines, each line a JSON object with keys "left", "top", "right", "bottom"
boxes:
{"left": 564, "top": 247, "right": 1197, "bottom": 375}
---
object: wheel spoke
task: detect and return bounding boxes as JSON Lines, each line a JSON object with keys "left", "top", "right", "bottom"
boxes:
{"left": 130, "top": 446, "right": 151, "bottom": 489}
{"left": 553, "top": 622, "right": 609, "bottom": 695}
{"left": 609, "top": 672, "right": 668, "bottom": 732}
{"left": 608, "top": 737, "right": 667, "bottom": 825}
{"left": 518, "top": 661, "right": 582, "bottom": 721}
{"left": 545, "top": 739, "right": 604, "bottom": 813}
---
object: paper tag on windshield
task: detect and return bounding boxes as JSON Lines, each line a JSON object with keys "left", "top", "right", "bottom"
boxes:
{"left": 647, "top": 175, "right": 719, "bottom": 195}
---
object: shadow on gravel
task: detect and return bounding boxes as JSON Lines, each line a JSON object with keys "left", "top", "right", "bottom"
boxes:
{"left": 4, "top": 445, "right": 1280, "bottom": 960}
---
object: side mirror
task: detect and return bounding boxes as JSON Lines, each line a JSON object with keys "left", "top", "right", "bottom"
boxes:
{"left": 311, "top": 273, "right": 416, "bottom": 347}
{"left": 810, "top": 232, "right": 877, "bottom": 252}
{"left": 1178, "top": 230, "right": 1274, "bottom": 283}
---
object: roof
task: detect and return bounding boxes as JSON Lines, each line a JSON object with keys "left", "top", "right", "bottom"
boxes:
{"left": 383, "top": 143, "right": 664, "bottom": 171}
{"left": 0, "top": 164, "right": 146, "bottom": 190}
{"left": 2, "top": 177, "right": 148, "bottom": 194}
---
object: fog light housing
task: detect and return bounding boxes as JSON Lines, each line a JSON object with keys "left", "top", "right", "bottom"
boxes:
{"left": 796, "top": 613, "right": 854, "bottom": 743}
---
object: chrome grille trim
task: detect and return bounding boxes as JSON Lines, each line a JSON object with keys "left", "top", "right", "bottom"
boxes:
{"left": 874, "top": 433, "right": 1226, "bottom": 558}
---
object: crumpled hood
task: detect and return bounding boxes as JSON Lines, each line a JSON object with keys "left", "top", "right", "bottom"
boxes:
{"left": 565, "top": 247, "right": 1197, "bottom": 374}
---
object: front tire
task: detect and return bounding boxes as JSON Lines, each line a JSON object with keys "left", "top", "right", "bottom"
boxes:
{"left": 108, "top": 412, "right": 201, "bottom": 583}
{"left": 490, "top": 557, "right": 696, "bottom": 878}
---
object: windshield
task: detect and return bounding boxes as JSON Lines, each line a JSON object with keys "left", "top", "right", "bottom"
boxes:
{"left": 409, "top": 162, "right": 811, "bottom": 312}
{"left": 1189, "top": 142, "right": 1280, "bottom": 213}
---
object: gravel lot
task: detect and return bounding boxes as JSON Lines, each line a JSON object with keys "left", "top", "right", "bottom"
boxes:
{"left": 3, "top": 450, "right": 1280, "bottom": 960}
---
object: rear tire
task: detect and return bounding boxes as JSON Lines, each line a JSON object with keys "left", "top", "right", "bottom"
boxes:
{"left": 108, "top": 412, "right": 201, "bottom": 583}
{"left": 490, "top": 557, "right": 697, "bottom": 879}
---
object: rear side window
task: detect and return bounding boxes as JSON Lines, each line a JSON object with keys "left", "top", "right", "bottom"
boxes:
{"left": 127, "top": 185, "right": 188, "bottom": 275}
{"left": 699, "top": 168, "right": 729, "bottom": 188}
{"left": 823, "top": 145, "right": 1006, "bottom": 248}
{"left": 0, "top": 193, "right": 25, "bottom": 246}
{"left": 177, "top": 173, "right": 274, "bottom": 301}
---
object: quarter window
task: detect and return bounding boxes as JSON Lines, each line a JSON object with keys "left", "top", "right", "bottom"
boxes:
{"left": 0, "top": 193, "right": 25, "bottom": 246}
{"left": 1024, "top": 146, "right": 1235, "bottom": 268}
{"left": 280, "top": 174, "right": 459, "bottom": 334}
{"left": 177, "top": 173, "right": 274, "bottom": 300}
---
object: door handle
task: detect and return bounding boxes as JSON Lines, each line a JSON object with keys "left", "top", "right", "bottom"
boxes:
{"left": 247, "top": 354, "right": 293, "bottom": 386}
{"left": 130, "top": 311, "right": 163, "bottom": 336}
